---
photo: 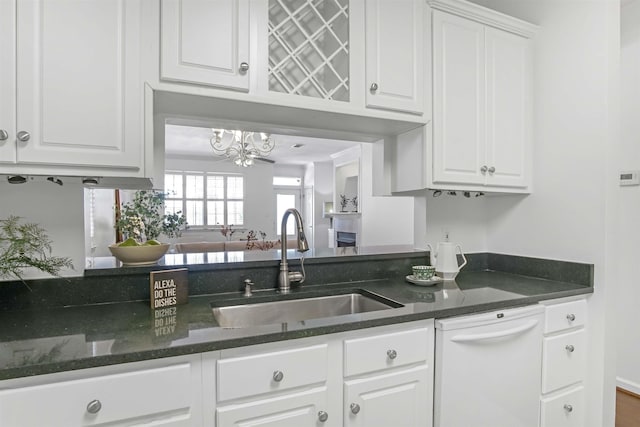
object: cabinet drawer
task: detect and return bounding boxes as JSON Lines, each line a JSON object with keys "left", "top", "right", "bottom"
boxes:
{"left": 217, "top": 344, "right": 328, "bottom": 402}
{"left": 540, "top": 386, "right": 584, "bottom": 427}
{"left": 0, "top": 362, "right": 193, "bottom": 426}
{"left": 344, "top": 327, "right": 429, "bottom": 377}
{"left": 542, "top": 329, "right": 586, "bottom": 393}
{"left": 544, "top": 299, "right": 587, "bottom": 334}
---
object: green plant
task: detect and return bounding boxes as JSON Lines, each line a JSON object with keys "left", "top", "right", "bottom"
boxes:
{"left": 0, "top": 216, "right": 73, "bottom": 283}
{"left": 116, "top": 191, "right": 187, "bottom": 242}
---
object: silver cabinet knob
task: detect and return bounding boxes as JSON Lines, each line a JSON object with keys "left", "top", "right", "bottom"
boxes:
{"left": 273, "top": 370, "right": 284, "bottom": 382}
{"left": 86, "top": 399, "right": 102, "bottom": 414}
{"left": 17, "top": 131, "right": 30, "bottom": 142}
{"left": 370, "top": 82, "right": 378, "bottom": 91}
{"left": 239, "top": 62, "right": 249, "bottom": 73}
{"left": 567, "top": 313, "right": 576, "bottom": 322}
{"left": 480, "top": 165, "right": 488, "bottom": 173}
{"left": 350, "top": 403, "right": 361, "bottom": 414}
{"left": 488, "top": 166, "right": 496, "bottom": 173}
{"left": 387, "top": 349, "right": 397, "bottom": 360}
{"left": 564, "top": 404, "right": 573, "bottom": 413}
{"left": 565, "top": 344, "right": 575, "bottom": 353}
{"left": 318, "top": 411, "right": 329, "bottom": 422}
{"left": 0, "top": 129, "right": 8, "bottom": 141}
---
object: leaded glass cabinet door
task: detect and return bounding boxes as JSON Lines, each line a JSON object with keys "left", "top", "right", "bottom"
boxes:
{"left": 268, "top": 0, "right": 350, "bottom": 102}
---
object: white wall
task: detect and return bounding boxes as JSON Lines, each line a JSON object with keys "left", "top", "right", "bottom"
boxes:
{"left": 422, "top": 193, "right": 489, "bottom": 252}
{"left": 0, "top": 180, "right": 84, "bottom": 280}
{"left": 617, "top": 0, "right": 640, "bottom": 395}
{"left": 360, "top": 144, "right": 414, "bottom": 246}
{"left": 311, "top": 161, "right": 333, "bottom": 248}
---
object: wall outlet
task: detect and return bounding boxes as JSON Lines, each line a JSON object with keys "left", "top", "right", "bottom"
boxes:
{"left": 442, "top": 229, "right": 450, "bottom": 241}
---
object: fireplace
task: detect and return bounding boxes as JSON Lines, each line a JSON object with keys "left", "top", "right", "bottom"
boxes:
{"left": 336, "top": 231, "right": 356, "bottom": 247}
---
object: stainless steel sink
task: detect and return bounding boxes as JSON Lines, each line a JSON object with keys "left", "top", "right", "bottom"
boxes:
{"left": 212, "top": 292, "right": 402, "bottom": 328}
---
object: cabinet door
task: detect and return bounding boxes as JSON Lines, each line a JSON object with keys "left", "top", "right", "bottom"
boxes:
{"left": 15, "top": 0, "right": 143, "bottom": 171}
{"left": 432, "top": 11, "right": 486, "bottom": 185}
{"left": 344, "top": 365, "right": 431, "bottom": 427}
{"left": 161, "top": 0, "right": 250, "bottom": 91}
{"left": 540, "top": 386, "right": 584, "bottom": 427}
{"left": 485, "top": 27, "right": 531, "bottom": 188}
{"left": 365, "top": 0, "right": 424, "bottom": 114}
{"left": 217, "top": 386, "right": 330, "bottom": 427}
{"left": 0, "top": 0, "right": 15, "bottom": 164}
{"left": 542, "top": 329, "right": 586, "bottom": 393}
{"left": 0, "top": 362, "right": 196, "bottom": 427}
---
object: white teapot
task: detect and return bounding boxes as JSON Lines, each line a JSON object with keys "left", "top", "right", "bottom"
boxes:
{"left": 426, "top": 242, "right": 467, "bottom": 280}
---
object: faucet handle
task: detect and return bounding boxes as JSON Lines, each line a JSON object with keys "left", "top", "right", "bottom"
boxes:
{"left": 243, "top": 279, "right": 254, "bottom": 297}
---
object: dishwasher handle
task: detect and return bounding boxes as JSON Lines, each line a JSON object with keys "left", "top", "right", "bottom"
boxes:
{"left": 450, "top": 319, "right": 539, "bottom": 343}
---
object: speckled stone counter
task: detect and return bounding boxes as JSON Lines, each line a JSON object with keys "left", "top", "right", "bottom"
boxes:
{"left": 0, "top": 249, "right": 593, "bottom": 380}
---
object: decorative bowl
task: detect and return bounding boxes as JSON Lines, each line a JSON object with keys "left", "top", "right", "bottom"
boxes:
{"left": 108, "top": 243, "right": 170, "bottom": 266}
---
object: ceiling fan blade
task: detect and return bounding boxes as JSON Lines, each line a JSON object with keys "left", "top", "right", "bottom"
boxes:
{"left": 254, "top": 157, "right": 275, "bottom": 164}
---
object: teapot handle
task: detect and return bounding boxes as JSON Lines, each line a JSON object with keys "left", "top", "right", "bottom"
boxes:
{"left": 456, "top": 245, "right": 467, "bottom": 270}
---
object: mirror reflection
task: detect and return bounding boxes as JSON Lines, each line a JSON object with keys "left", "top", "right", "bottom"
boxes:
{"left": 85, "top": 122, "right": 415, "bottom": 260}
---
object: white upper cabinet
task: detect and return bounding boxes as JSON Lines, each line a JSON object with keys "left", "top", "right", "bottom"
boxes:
{"left": 161, "top": 0, "right": 250, "bottom": 91}
{"left": 432, "top": 11, "right": 486, "bottom": 186}
{"left": 429, "top": 0, "right": 536, "bottom": 192}
{"left": 8, "top": 0, "right": 144, "bottom": 173}
{"left": 0, "top": 0, "right": 16, "bottom": 165}
{"left": 365, "top": 0, "right": 425, "bottom": 115}
{"left": 485, "top": 27, "right": 531, "bottom": 188}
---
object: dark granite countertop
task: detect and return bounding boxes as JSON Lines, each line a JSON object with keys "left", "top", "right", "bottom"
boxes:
{"left": 0, "top": 268, "right": 592, "bottom": 381}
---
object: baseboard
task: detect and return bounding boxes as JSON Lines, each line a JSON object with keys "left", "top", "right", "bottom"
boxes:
{"left": 617, "top": 377, "right": 640, "bottom": 396}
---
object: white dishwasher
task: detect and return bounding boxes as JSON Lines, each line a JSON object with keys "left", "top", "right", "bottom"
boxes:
{"left": 434, "top": 304, "right": 544, "bottom": 427}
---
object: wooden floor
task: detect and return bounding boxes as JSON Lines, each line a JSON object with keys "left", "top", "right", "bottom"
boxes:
{"left": 616, "top": 387, "right": 640, "bottom": 427}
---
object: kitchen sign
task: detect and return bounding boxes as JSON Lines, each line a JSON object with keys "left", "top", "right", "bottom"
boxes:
{"left": 149, "top": 268, "right": 188, "bottom": 309}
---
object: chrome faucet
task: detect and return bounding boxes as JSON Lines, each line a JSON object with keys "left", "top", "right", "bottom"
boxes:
{"left": 278, "top": 208, "right": 309, "bottom": 293}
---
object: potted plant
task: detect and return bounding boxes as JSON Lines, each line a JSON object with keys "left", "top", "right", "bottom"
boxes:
{"left": 0, "top": 216, "right": 73, "bottom": 285}
{"left": 112, "top": 191, "right": 187, "bottom": 263}
{"left": 115, "top": 190, "right": 187, "bottom": 242}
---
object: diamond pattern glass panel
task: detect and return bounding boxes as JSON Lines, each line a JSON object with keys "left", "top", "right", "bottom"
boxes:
{"left": 269, "top": 0, "right": 349, "bottom": 101}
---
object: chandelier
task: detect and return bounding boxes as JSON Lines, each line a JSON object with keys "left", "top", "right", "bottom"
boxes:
{"left": 209, "top": 129, "right": 275, "bottom": 167}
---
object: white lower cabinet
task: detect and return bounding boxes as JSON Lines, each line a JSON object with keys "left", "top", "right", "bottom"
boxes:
{"left": 539, "top": 297, "right": 588, "bottom": 427}
{"left": 0, "top": 355, "right": 203, "bottom": 427}
{"left": 213, "top": 319, "right": 434, "bottom": 427}
{"left": 344, "top": 365, "right": 430, "bottom": 427}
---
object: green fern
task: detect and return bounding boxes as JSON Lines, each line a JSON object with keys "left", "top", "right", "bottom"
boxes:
{"left": 0, "top": 216, "right": 73, "bottom": 283}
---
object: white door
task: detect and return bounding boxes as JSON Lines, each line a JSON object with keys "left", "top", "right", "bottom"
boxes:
{"left": 217, "top": 387, "right": 330, "bottom": 427}
{"left": 0, "top": 0, "right": 15, "bottom": 164}
{"left": 161, "top": 0, "right": 250, "bottom": 91}
{"left": 485, "top": 27, "right": 531, "bottom": 188}
{"left": 15, "top": 0, "right": 143, "bottom": 170}
{"left": 276, "top": 189, "right": 301, "bottom": 239}
{"left": 344, "top": 365, "right": 431, "bottom": 427}
{"left": 365, "top": 0, "right": 424, "bottom": 114}
{"left": 432, "top": 11, "right": 486, "bottom": 186}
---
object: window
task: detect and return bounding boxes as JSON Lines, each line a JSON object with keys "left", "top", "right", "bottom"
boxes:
{"left": 165, "top": 172, "right": 244, "bottom": 227}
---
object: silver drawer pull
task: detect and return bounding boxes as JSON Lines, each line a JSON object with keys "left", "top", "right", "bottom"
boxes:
{"left": 350, "top": 403, "right": 361, "bottom": 414}
{"left": 567, "top": 313, "right": 576, "bottom": 322}
{"left": 239, "top": 62, "right": 249, "bottom": 73}
{"left": 273, "top": 370, "right": 284, "bottom": 382}
{"left": 0, "top": 129, "right": 8, "bottom": 141}
{"left": 17, "top": 130, "right": 30, "bottom": 142}
{"left": 565, "top": 344, "right": 575, "bottom": 353}
{"left": 318, "top": 411, "right": 329, "bottom": 422}
{"left": 387, "top": 349, "right": 397, "bottom": 360}
{"left": 86, "top": 399, "right": 102, "bottom": 414}
{"left": 564, "top": 404, "right": 573, "bottom": 413}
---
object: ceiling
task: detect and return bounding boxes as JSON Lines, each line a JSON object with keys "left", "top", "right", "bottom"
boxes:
{"left": 164, "top": 124, "right": 361, "bottom": 166}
